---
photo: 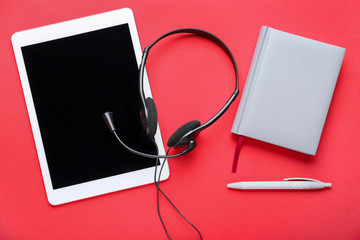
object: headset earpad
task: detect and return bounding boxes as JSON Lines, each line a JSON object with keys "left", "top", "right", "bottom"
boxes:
{"left": 145, "top": 97, "right": 158, "bottom": 137}
{"left": 167, "top": 120, "right": 201, "bottom": 148}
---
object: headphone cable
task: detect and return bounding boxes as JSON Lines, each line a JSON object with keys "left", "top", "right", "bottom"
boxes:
{"left": 154, "top": 148, "right": 203, "bottom": 240}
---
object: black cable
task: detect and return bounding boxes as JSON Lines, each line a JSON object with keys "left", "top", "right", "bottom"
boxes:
{"left": 157, "top": 158, "right": 203, "bottom": 239}
{"left": 154, "top": 148, "right": 173, "bottom": 239}
{"left": 154, "top": 148, "right": 203, "bottom": 240}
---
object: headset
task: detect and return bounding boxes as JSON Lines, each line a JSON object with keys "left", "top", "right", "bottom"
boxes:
{"left": 103, "top": 28, "right": 239, "bottom": 158}
{"left": 103, "top": 28, "right": 239, "bottom": 240}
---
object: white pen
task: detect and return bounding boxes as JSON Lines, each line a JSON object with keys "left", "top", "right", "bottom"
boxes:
{"left": 227, "top": 178, "right": 332, "bottom": 190}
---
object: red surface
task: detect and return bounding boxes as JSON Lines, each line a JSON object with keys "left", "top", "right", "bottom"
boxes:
{"left": 1, "top": 0, "right": 360, "bottom": 239}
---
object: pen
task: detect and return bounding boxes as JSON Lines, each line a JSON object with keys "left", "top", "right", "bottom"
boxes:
{"left": 227, "top": 178, "right": 331, "bottom": 190}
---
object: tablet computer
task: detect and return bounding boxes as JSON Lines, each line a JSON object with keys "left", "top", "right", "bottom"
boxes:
{"left": 12, "top": 8, "right": 169, "bottom": 205}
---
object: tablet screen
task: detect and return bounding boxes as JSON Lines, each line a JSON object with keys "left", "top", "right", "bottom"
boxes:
{"left": 21, "top": 23, "right": 158, "bottom": 189}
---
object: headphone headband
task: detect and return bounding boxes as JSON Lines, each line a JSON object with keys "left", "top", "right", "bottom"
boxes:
{"left": 104, "top": 28, "right": 240, "bottom": 153}
{"left": 139, "top": 28, "right": 239, "bottom": 135}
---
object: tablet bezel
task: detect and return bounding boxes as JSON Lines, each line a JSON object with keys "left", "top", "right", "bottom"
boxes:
{"left": 12, "top": 8, "right": 169, "bottom": 205}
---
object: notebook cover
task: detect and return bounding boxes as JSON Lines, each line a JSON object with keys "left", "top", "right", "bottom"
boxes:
{"left": 231, "top": 26, "right": 345, "bottom": 155}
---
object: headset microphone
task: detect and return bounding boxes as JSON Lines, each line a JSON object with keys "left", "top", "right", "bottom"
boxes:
{"left": 103, "top": 111, "right": 117, "bottom": 132}
{"left": 102, "top": 112, "right": 195, "bottom": 159}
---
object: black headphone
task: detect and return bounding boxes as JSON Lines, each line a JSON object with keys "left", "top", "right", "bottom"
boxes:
{"left": 103, "top": 28, "right": 239, "bottom": 158}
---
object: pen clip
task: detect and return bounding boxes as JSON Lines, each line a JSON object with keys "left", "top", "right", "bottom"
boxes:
{"left": 283, "top": 177, "right": 322, "bottom": 182}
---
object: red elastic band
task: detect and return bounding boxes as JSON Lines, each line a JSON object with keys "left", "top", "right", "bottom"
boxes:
{"left": 232, "top": 135, "right": 244, "bottom": 173}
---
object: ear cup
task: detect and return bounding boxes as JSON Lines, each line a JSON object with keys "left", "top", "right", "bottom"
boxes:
{"left": 145, "top": 97, "right": 158, "bottom": 137}
{"left": 167, "top": 120, "right": 201, "bottom": 148}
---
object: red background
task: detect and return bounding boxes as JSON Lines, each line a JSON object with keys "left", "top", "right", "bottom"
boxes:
{"left": 1, "top": 0, "right": 359, "bottom": 239}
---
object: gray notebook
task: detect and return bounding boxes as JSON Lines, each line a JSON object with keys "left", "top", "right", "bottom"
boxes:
{"left": 232, "top": 26, "right": 345, "bottom": 155}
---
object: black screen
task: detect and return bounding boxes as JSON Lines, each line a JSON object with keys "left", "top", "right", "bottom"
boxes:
{"left": 21, "top": 24, "right": 158, "bottom": 189}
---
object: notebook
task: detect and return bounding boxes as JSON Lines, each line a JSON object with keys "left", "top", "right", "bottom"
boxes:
{"left": 232, "top": 26, "right": 345, "bottom": 155}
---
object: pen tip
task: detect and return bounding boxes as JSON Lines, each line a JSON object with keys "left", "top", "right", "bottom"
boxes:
{"left": 325, "top": 183, "right": 332, "bottom": 187}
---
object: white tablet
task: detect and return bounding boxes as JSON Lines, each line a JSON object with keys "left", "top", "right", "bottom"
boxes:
{"left": 12, "top": 8, "right": 169, "bottom": 205}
